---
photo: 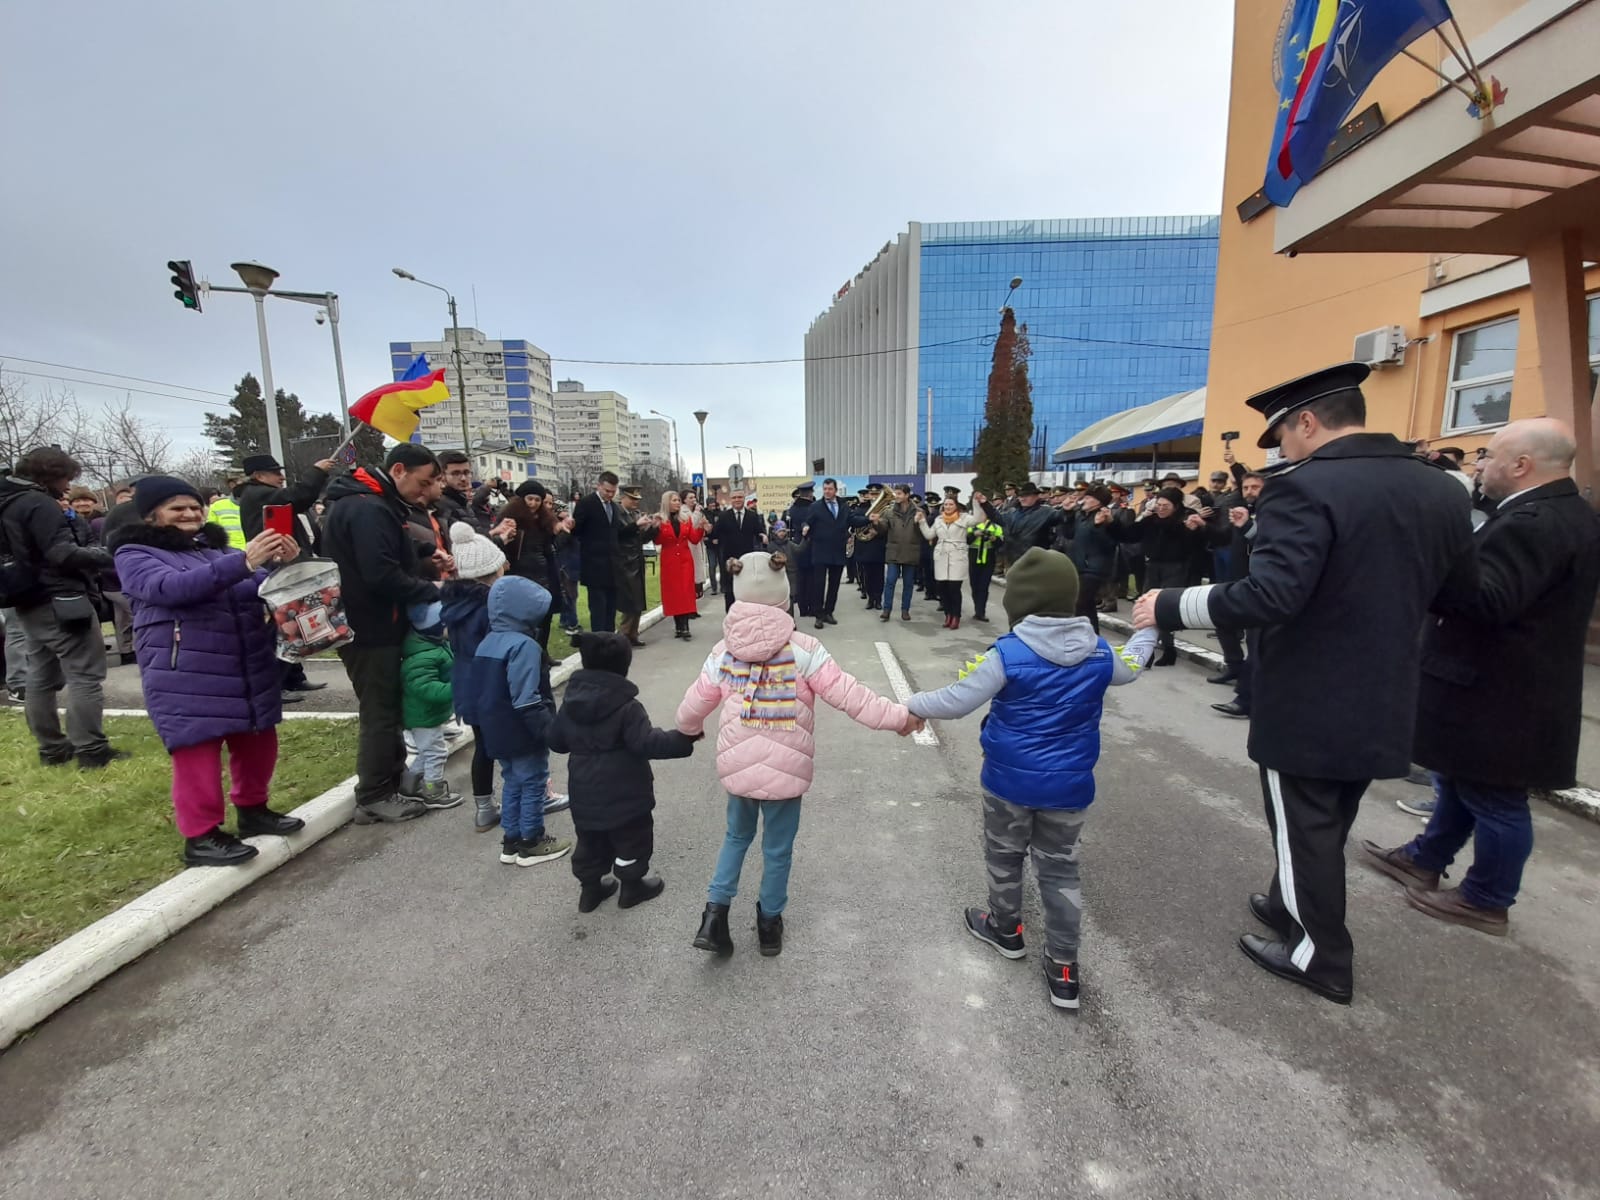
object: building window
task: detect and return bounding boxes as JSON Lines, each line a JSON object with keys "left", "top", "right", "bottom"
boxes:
{"left": 1444, "top": 315, "right": 1518, "bottom": 434}
{"left": 1588, "top": 294, "right": 1600, "bottom": 396}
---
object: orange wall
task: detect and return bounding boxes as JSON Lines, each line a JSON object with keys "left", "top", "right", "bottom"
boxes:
{"left": 1201, "top": 0, "right": 1543, "bottom": 469}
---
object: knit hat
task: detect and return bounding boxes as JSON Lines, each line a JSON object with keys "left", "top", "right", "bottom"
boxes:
{"left": 134, "top": 475, "right": 203, "bottom": 518}
{"left": 514, "top": 479, "right": 548, "bottom": 499}
{"left": 448, "top": 520, "right": 507, "bottom": 580}
{"left": 572, "top": 631, "right": 633, "bottom": 677}
{"left": 728, "top": 550, "right": 790, "bottom": 608}
{"left": 1002, "top": 548, "right": 1080, "bottom": 623}
{"left": 407, "top": 601, "right": 443, "bottom": 634}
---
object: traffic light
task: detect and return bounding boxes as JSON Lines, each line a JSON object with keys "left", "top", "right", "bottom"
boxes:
{"left": 167, "top": 259, "right": 202, "bottom": 312}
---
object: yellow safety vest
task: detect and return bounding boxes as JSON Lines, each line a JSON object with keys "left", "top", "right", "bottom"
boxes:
{"left": 208, "top": 496, "right": 248, "bottom": 550}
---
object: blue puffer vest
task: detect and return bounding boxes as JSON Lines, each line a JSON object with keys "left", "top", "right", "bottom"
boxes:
{"left": 979, "top": 633, "right": 1115, "bottom": 810}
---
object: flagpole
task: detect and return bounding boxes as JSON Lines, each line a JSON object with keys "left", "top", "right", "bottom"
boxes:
{"left": 1399, "top": 46, "right": 1479, "bottom": 104}
{"left": 327, "top": 426, "right": 361, "bottom": 466}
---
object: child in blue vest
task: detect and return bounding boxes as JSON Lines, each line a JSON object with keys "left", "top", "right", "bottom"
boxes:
{"left": 905, "top": 547, "right": 1156, "bottom": 1011}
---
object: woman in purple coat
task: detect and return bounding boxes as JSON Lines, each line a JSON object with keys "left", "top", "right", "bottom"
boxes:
{"left": 115, "top": 476, "right": 304, "bottom": 866}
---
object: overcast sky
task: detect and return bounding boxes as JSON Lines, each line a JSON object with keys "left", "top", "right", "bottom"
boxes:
{"left": 1, "top": 0, "right": 1232, "bottom": 478}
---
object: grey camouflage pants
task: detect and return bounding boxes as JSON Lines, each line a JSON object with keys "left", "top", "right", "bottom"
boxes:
{"left": 982, "top": 790, "right": 1086, "bottom": 963}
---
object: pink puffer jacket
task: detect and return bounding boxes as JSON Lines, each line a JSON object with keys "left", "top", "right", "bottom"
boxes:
{"left": 676, "top": 601, "right": 908, "bottom": 800}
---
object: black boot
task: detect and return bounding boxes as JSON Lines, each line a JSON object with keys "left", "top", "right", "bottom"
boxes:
{"left": 1154, "top": 648, "right": 1178, "bottom": 667}
{"left": 693, "top": 902, "right": 734, "bottom": 954}
{"left": 578, "top": 878, "right": 619, "bottom": 913}
{"left": 618, "top": 874, "right": 665, "bottom": 909}
{"left": 236, "top": 804, "right": 306, "bottom": 837}
{"left": 183, "top": 828, "right": 259, "bottom": 867}
{"left": 755, "top": 903, "right": 784, "bottom": 957}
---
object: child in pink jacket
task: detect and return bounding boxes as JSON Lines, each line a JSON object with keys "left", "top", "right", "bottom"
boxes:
{"left": 677, "top": 549, "right": 912, "bottom": 957}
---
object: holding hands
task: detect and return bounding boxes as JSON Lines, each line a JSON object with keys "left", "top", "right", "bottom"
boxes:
{"left": 898, "top": 712, "right": 925, "bottom": 737}
{"left": 1131, "top": 590, "right": 1160, "bottom": 630}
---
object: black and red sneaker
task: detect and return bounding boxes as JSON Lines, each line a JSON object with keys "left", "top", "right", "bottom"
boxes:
{"left": 1043, "top": 959, "right": 1081, "bottom": 1011}
{"left": 963, "top": 908, "right": 1026, "bottom": 960}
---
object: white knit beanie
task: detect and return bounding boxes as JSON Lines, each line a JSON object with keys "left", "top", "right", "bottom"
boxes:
{"left": 729, "top": 550, "right": 790, "bottom": 608}
{"left": 449, "top": 521, "right": 507, "bottom": 581}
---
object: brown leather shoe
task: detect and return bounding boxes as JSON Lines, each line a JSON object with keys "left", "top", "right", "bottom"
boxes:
{"left": 1404, "top": 885, "right": 1509, "bottom": 936}
{"left": 1360, "top": 840, "right": 1440, "bottom": 891}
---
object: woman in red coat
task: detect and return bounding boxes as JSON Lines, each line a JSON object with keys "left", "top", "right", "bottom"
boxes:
{"left": 653, "top": 491, "right": 704, "bottom": 640}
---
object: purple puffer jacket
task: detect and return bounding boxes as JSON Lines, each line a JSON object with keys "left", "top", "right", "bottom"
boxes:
{"left": 113, "top": 522, "right": 283, "bottom": 752}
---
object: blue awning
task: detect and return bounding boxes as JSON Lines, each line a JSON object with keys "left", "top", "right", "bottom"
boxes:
{"left": 1053, "top": 387, "right": 1206, "bottom": 463}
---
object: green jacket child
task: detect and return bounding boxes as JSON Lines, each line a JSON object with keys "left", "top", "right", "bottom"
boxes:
{"left": 402, "top": 606, "right": 456, "bottom": 731}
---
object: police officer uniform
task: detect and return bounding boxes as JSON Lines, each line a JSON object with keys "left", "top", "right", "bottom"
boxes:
{"left": 1151, "top": 363, "right": 1472, "bottom": 1003}
{"left": 785, "top": 485, "right": 815, "bottom": 616}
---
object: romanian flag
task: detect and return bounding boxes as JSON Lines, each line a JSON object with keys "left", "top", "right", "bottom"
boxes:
{"left": 1264, "top": 0, "right": 1453, "bottom": 207}
{"left": 349, "top": 369, "right": 452, "bottom": 442}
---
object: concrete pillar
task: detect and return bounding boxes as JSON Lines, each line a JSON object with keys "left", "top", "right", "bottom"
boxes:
{"left": 1526, "top": 228, "right": 1595, "bottom": 502}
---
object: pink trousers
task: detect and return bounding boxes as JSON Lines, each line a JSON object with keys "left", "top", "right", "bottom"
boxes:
{"left": 170, "top": 729, "right": 280, "bottom": 838}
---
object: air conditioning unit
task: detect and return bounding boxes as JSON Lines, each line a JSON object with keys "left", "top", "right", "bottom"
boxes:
{"left": 1352, "top": 325, "right": 1408, "bottom": 368}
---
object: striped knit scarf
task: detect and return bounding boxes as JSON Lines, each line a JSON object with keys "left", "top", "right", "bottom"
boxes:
{"left": 719, "top": 647, "right": 799, "bottom": 730}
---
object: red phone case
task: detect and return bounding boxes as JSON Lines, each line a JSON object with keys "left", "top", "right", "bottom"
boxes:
{"left": 264, "top": 505, "right": 293, "bottom": 537}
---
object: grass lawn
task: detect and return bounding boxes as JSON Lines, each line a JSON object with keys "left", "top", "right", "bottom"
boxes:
{"left": 546, "top": 569, "right": 664, "bottom": 662}
{"left": 0, "top": 714, "right": 358, "bottom": 973}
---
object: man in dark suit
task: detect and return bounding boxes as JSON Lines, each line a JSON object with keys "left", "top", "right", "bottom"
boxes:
{"left": 1363, "top": 418, "right": 1600, "bottom": 935}
{"left": 570, "top": 470, "right": 622, "bottom": 632}
{"left": 801, "top": 477, "right": 866, "bottom": 629}
{"left": 1134, "top": 363, "right": 1473, "bottom": 1005}
{"left": 711, "top": 488, "right": 766, "bottom": 612}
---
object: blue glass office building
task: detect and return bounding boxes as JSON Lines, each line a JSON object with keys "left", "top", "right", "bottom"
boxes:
{"left": 804, "top": 217, "right": 1220, "bottom": 475}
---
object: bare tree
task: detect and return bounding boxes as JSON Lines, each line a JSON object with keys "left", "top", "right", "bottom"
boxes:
{"left": 0, "top": 370, "right": 76, "bottom": 470}
{"left": 169, "top": 446, "right": 227, "bottom": 492}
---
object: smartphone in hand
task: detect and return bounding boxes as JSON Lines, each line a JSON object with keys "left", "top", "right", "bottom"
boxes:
{"left": 263, "top": 504, "right": 294, "bottom": 538}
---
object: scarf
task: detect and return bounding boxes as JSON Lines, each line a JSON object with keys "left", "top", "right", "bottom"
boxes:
{"left": 941, "top": 511, "right": 960, "bottom": 525}
{"left": 718, "top": 646, "right": 798, "bottom": 730}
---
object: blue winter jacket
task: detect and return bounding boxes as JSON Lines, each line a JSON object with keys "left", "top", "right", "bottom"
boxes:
{"left": 441, "top": 578, "right": 493, "bottom": 726}
{"left": 905, "top": 616, "right": 1158, "bottom": 810}
{"left": 472, "top": 576, "right": 552, "bottom": 762}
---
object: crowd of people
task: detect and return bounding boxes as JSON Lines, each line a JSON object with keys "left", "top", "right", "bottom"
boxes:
{"left": 4, "top": 353, "right": 1596, "bottom": 1014}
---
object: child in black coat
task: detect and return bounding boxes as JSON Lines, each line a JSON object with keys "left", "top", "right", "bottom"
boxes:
{"left": 546, "top": 632, "right": 699, "bottom": 911}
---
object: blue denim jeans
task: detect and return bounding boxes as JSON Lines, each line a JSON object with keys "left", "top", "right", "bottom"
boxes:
{"left": 882, "top": 563, "right": 916, "bottom": 614}
{"left": 707, "top": 794, "right": 803, "bottom": 915}
{"left": 500, "top": 749, "right": 550, "bottom": 841}
{"left": 1406, "top": 774, "right": 1532, "bottom": 910}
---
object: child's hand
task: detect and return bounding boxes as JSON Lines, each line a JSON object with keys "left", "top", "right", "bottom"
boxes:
{"left": 898, "top": 713, "right": 924, "bottom": 737}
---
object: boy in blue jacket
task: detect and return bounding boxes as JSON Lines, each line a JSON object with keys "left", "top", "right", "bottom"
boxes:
{"left": 905, "top": 548, "right": 1155, "bottom": 1011}
{"left": 472, "top": 575, "right": 572, "bottom": 867}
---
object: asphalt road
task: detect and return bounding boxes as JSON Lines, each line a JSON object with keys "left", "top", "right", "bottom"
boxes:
{"left": 4, "top": 585, "right": 1599, "bottom": 1200}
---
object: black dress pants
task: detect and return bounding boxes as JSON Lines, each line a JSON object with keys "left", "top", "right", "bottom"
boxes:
{"left": 796, "top": 567, "right": 815, "bottom": 616}
{"left": 859, "top": 562, "right": 885, "bottom": 608}
{"left": 1256, "top": 766, "right": 1371, "bottom": 989}
{"left": 1074, "top": 573, "right": 1105, "bottom": 633}
{"left": 809, "top": 564, "right": 843, "bottom": 616}
{"left": 571, "top": 814, "right": 655, "bottom": 884}
{"left": 587, "top": 585, "right": 617, "bottom": 632}
{"left": 969, "top": 564, "right": 993, "bottom": 619}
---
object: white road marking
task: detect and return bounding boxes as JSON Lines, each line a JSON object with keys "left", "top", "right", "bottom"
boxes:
{"left": 874, "top": 641, "right": 938, "bottom": 747}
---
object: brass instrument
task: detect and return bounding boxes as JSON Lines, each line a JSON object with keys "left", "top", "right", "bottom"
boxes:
{"left": 864, "top": 488, "right": 895, "bottom": 523}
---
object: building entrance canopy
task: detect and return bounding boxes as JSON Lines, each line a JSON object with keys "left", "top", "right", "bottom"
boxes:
{"left": 1053, "top": 387, "right": 1205, "bottom": 464}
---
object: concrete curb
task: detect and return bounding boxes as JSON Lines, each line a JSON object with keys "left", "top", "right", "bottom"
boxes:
{"left": 0, "top": 605, "right": 667, "bottom": 1051}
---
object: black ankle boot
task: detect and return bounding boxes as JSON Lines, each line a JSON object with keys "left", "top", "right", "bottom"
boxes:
{"left": 693, "top": 902, "right": 734, "bottom": 954}
{"left": 755, "top": 903, "right": 784, "bottom": 957}
{"left": 236, "top": 804, "right": 306, "bottom": 837}
{"left": 618, "top": 874, "right": 665, "bottom": 909}
{"left": 1154, "top": 648, "right": 1178, "bottom": 667}
{"left": 578, "top": 878, "right": 619, "bottom": 913}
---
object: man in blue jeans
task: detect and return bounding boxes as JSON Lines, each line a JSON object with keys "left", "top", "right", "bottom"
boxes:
{"left": 1362, "top": 418, "right": 1600, "bottom": 934}
{"left": 876, "top": 485, "right": 922, "bottom": 622}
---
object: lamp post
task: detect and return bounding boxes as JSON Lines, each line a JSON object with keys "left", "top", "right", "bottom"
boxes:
{"left": 649, "top": 408, "right": 680, "bottom": 490}
{"left": 1001, "top": 275, "right": 1023, "bottom": 312}
{"left": 692, "top": 410, "right": 709, "bottom": 495}
{"left": 727, "top": 443, "right": 755, "bottom": 487}
{"left": 230, "top": 261, "right": 284, "bottom": 464}
{"left": 314, "top": 298, "right": 351, "bottom": 438}
{"left": 393, "top": 268, "right": 471, "bottom": 454}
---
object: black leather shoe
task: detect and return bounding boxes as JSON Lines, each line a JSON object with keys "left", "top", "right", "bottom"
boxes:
{"left": 1206, "top": 669, "right": 1238, "bottom": 685}
{"left": 284, "top": 680, "right": 328, "bottom": 692}
{"left": 814, "top": 618, "right": 825, "bottom": 629}
{"left": 755, "top": 902, "right": 784, "bottom": 957}
{"left": 1237, "top": 933, "right": 1352, "bottom": 1005}
{"left": 183, "top": 828, "right": 260, "bottom": 867}
{"left": 618, "top": 874, "right": 665, "bottom": 909}
{"left": 1211, "top": 701, "right": 1250, "bottom": 718}
{"left": 1248, "top": 893, "right": 1292, "bottom": 938}
{"left": 822, "top": 613, "right": 837, "bottom": 625}
{"left": 236, "top": 805, "right": 306, "bottom": 837}
{"left": 77, "top": 747, "right": 131, "bottom": 770}
{"left": 693, "top": 902, "right": 734, "bottom": 955}
{"left": 1153, "top": 650, "right": 1178, "bottom": 668}
{"left": 578, "top": 878, "right": 619, "bottom": 912}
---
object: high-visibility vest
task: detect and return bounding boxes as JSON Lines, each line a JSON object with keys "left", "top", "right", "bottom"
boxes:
{"left": 208, "top": 496, "right": 248, "bottom": 550}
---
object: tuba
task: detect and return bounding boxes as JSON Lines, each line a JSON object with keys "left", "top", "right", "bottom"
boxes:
{"left": 864, "top": 489, "right": 895, "bottom": 522}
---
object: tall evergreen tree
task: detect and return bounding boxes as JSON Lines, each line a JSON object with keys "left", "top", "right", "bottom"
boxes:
{"left": 204, "top": 373, "right": 383, "bottom": 478}
{"left": 972, "top": 308, "right": 1035, "bottom": 493}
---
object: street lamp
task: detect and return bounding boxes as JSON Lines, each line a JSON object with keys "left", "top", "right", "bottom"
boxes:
{"left": 393, "top": 267, "right": 471, "bottom": 454}
{"left": 648, "top": 409, "right": 681, "bottom": 489}
{"left": 1001, "top": 275, "right": 1024, "bottom": 312}
{"left": 313, "top": 300, "right": 351, "bottom": 438}
{"left": 692, "top": 410, "right": 709, "bottom": 496}
{"left": 231, "top": 261, "right": 285, "bottom": 463}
